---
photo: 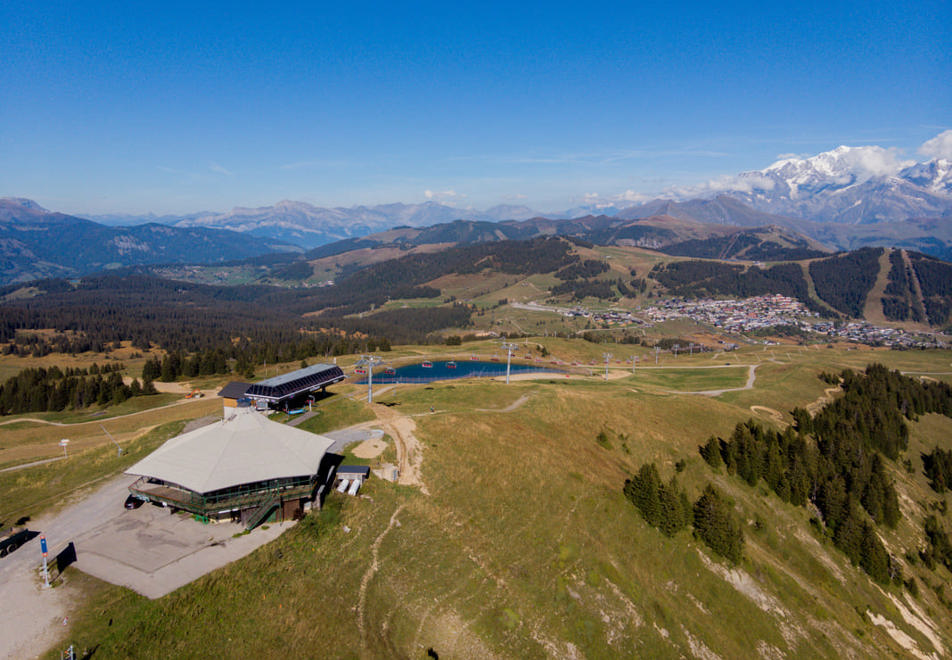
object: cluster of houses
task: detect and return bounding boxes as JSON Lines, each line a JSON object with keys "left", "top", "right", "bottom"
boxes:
{"left": 640, "top": 295, "right": 946, "bottom": 348}
{"left": 642, "top": 295, "right": 811, "bottom": 333}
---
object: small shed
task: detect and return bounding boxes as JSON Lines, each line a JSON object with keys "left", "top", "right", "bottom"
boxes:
{"left": 337, "top": 465, "right": 371, "bottom": 486}
{"left": 217, "top": 381, "right": 251, "bottom": 418}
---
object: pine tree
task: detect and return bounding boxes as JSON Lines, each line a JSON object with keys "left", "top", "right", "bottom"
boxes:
{"left": 692, "top": 485, "right": 744, "bottom": 563}
{"left": 699, "top": 436, "right": 722, "bottom": 469}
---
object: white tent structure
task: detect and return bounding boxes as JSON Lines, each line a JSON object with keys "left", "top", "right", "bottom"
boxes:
{"left": 126, "top": 407, "right": 338, "bottom": 527}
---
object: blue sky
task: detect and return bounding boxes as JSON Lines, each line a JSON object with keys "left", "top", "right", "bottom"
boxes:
{"left": 1, "top": 1, "right": 949, "bottom": 214}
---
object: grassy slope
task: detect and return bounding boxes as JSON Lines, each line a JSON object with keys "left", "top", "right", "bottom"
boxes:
{"left": 0, "top": 420, "right": 188, "bottom": 525}
{"left": 46, "top": 344, "right": 952, "bottom": 658}
{"left": 0, "top": 396, "right": 221, "bottom": 469}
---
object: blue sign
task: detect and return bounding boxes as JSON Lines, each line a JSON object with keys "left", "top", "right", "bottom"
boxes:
{"left": 40, "top": 536, "right": 47, "bottom": 554}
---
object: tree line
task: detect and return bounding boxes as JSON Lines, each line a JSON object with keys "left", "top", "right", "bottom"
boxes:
{"left": 808, "top": 247, "right": 882, "bottom": 318}
{"left": 699, "top": 364, "right": 952, "bottom": 585}
{"left": 624, "top": 462, "right": 745, "bottom": 563}
{"left": 649, "top": 260, "right": 827, "bottom": 315}
{"left": 908, "top": 252, "right": 952, "bottom": 326}
{"left": 0, "top": 365, "right": 157, "bottom": 415}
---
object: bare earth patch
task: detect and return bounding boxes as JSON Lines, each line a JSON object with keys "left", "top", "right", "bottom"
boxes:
{"left": 806, "top": 386, "right": 841, "bottom": 416}
{"left": 867, "top": 611, "right": 936, "bottom": 660}
{"left": 352, "top": 437, "right": 388, "bottom": 459}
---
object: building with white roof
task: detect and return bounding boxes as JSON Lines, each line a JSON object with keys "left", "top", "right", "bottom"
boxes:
{"left": 126, "top": 406, "right": 341, "bottom": 528}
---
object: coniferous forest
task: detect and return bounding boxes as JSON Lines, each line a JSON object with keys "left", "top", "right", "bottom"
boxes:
{"left": 626, "top": 363, "right": 952, "bottom": 583}
{"left": 700, "top": 364, "right": 952, "bottom": 583}
{"left": 0, "top": 363, "right": 157, "bottom": 415}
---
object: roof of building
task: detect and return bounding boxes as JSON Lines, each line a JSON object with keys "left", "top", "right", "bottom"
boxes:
{"left": 245, "top": 363, "right": 345, "bottom": 401}
{"left": 217, "top": 381, "right": 251, "bottom": 399}
{"left": 338, "top": 465, "right": 371, "bottom": 476}
{"left": 125, "top": 409, "right": 335, "bottom": 494}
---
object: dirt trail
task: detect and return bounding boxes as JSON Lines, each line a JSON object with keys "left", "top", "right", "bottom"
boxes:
{"left": 806, "top": 386, "right": 841, "bottom": 416}
{"left": 677, "top": 364, "right": 759, "bottom": 396}
{"left": 358, "top": 504, "right": 405, "bottom": 652}
{"left": 0, "top": 395, "right": 215, "bottom": 428}
{"left": 477, "top": 394, "right": 530, "bottom": 413}
{"left": 358, "top": 403, "right": 429, "bottom": 494}
{"left": 750, "top": 406, "right": 785, "bottom": 426}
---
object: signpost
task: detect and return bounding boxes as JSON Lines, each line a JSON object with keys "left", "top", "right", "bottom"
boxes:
{"left": 40, "top": 534, "right": 50, "bottom": 587}
{"left": 59, "top": 438, "right": 69, "bottom": 459}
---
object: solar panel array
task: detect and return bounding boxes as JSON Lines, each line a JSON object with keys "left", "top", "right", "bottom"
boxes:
{"left": 245, "top": 365, "right": 345, "bottom": 401}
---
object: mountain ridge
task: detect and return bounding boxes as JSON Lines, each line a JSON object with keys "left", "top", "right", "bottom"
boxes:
{"left": 0, "top": 198, "right": 301, "bottom": 284}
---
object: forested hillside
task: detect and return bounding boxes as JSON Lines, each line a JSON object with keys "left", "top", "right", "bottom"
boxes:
{"left": 809, "top": 248, "right": 883, "bottom": 317}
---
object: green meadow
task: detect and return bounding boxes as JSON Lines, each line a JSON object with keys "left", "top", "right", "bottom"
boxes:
{"left": 9, "top": 343, "right": 949, "bottom": 658}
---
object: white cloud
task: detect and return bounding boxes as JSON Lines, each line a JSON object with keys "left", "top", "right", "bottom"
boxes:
{"left": 919, "top": 130, "right": 952, "bottom": 160}
{"left": 209, "top": 162, "right": 233, "bottom": 176}
{"left": 424, "top": 189, "right": 464, "bottom": 204}
{"left": 583, "top": 190, "right": 652, "bottom": 205}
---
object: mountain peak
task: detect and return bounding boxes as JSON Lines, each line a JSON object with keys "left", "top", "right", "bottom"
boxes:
{"left": 0, "top": 197, "right": 49, "bottom": 212}
{"left": 761, "top": 145, "right": 914, "bottom": 185}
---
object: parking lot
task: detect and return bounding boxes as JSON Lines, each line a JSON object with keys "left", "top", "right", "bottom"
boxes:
{"left": 74, "top": 500, "right": 292, "bottom": 599}
{"left": 0, "top": 476, "right": 295, "bottom": 659}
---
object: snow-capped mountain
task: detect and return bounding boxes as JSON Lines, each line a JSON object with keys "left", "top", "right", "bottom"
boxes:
{"left": 717, "top": 146, "right": 952, "bottom": 224}
{"left": 900, "top": 158, "right": 952, "bottom": 196}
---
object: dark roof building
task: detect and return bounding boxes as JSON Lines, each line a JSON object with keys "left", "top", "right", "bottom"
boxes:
{"left": 217, "top": 381, "right": 251, "bottom": 400}
{"left": 245, "top": 364, "right": 345, "bottom": 404}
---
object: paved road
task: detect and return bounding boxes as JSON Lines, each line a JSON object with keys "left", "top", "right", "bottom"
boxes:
{"left": 323, "top": 427, "right": 384, "bottom": 454}
{"left": 0, "top": 475, "right": 131, "bottom": 659}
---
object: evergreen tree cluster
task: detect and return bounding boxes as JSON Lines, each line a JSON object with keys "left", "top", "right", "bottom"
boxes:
{"left": 922, "top": 448, "right": 952, "bottom": 493}
{"left": 624, "top": 462, "right": 745, "bottom": 562}
{"left": 699, "top": 364, "right": 952, "bottom": 584}
{"left": 808, "top": 247, "right": 882, "bottom": 318}
{"left": 692, "top": 484, "right": 746, "bottom": 564}
{"left": 0, "top": 364, "right": 156, "bottom": 415}
{"left": 623, "top": 463, "right": 692, "bottom": 537}
{"left": 881, "top": 250, "right": 924, "bottom": 323}
{"left": 908, "top": 252, "right": 952, "bottom": 325}
{"left": 555, "top": 259, "right": 610, "bottom": 280}
{"left": 648, "top": 260, "right": 825, "bottom": 314}
{"left": 921, "top": 515, "right": 952, "bottom": 572}
{"left": 0, "top": 239, "right": 579, "bottom": 356}
{"left": 550, "top": 279, "right": 616, "bottom": 300}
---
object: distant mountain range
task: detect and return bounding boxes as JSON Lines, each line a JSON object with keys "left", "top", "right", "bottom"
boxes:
{"left": 4, "top": 140, "right": 950, "bottom": 284}
{"left": 0, "top": 198, "right": 300, "bottom": 284}
{"left": 67, "top": 142, "right": 952, "bottom": 257}
{"left": 87, "top": 200, "right": 540, "bottom": 249}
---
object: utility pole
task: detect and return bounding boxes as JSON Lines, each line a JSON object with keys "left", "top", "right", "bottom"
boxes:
{"left": 500, "top": 341, "right": 517, "bottom": 384}
{"left": 354, "top": 355, "right": 383, "bottom": 403}
{"left": 655, "top": 346, "right": 660, "bottom": 365}
{"left": 603, "top": 352, "right": 613, "bottom": 378}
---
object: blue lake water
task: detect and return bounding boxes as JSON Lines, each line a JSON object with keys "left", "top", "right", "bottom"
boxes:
{"left": 355, "top": 359, "right": 560, "bottom": 384}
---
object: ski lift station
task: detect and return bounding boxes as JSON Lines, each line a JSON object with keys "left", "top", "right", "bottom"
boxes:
{"left": 124, "top": 404, "right": 342, "bottom": 528}
{"left": 217, "top": 363, "right": 346, "bottom": 416}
